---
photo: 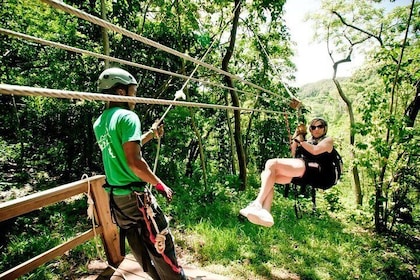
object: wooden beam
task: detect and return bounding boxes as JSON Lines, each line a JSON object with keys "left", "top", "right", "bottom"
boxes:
{"left": 90, "top": 177, "right": 124, "bottom": 266}
{"left": 0, "top": 175, "right": 124, "bottom": 278}
{"left": 0, "top": 175, "right": 105, "bottom": 222}
{"left": 0, "top": 228, "right": 103, "bottom": 280}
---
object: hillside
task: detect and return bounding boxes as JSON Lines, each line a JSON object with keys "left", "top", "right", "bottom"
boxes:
{"left": 295, "top": 78, "right": 350, "bottom": 136}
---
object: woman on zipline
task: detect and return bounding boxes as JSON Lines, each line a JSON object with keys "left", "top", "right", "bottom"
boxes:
{"left": 240, "top": 117, "right": 337, "bottom": 227}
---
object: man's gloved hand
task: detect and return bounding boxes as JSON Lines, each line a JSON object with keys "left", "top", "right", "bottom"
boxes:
{"left": 150, "top": 119, "right": 164, "bottom": 139}
{"left": 155, "top": 182, "right": 173, "bottom": 202}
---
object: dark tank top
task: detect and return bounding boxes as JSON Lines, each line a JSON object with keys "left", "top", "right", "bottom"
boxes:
{"left": 292, "top": 137, "right": 336, "bottom": 189}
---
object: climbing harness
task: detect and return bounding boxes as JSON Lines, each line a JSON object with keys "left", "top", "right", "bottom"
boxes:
{"left": 134, "top": 190, "right": 182, "bottom": 274}
{"left": 102, "top": 181, "right": 183, "bottom": 274}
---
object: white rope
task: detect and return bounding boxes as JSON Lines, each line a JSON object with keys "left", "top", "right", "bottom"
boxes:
{"left": 0, "top": 27, "right": 252, "bottom": 97}
{"left": 82, "top": 174, "right": 128, "bottom": 280}
{"left": 156, "top": 1, "right": 242, "bottom": 125}
{"left": 39, "top": 0, "right": 284, "bottom": 99}
{"left": 244, "top": 21, "right": 303, "bottom": 108}
{"left": 145, "top": 201, "right": 168, "bottom": 254}
{"left": 0, "top": 84, "right": 287, "bottom": 115}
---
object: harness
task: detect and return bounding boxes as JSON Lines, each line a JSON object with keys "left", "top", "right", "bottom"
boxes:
{"left": 106, "top": 181, "right": 147, "bottom": 223}
{"left": 291, "top": 135, "right": 343, "bottom": 217}
{"left": 105, "top": 182, "right": 180, "bottom": 274}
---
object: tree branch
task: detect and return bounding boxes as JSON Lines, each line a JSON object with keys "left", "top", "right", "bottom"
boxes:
{"left": 332, "top": 10, "right": 383, "bottom": 46}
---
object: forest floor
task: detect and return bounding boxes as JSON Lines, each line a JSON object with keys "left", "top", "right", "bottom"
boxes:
{"left": 77, "top": 253, "right": 301, "bottom": 280}
{"left": 78, "top": 254, "right": 231, "bottom": 280}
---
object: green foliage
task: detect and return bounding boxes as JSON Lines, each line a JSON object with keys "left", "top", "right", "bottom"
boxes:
{"left": 298, "top": 78, "right": 349, "bottom": 123}
{"left": 1, "top": 0, "right": 419, "bottom": 279}
{"left": 307, "top": 0, "right": 419, "bottom": 232}
{"left": 323, "top": 187, "right": 343, "bottom": 212}
{"left": 351, "top": 62, "right": 420, "bottom": 229}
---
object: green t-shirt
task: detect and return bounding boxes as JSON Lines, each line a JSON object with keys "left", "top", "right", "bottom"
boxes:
{"left": 93, "top": 107, "right": 143, "bottom": 194}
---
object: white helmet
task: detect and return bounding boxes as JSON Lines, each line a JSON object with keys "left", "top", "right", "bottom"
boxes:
{"left": 98, "top": 67, "right": 137, "bottom": 91}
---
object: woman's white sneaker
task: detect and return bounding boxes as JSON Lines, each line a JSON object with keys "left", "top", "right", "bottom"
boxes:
{"left": 239, "top": 201, "right": 261, "bottom": 217}
{"left": 247, "top": 208, "right": 274, "bottom": 227}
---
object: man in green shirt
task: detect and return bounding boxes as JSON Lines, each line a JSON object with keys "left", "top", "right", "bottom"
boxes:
{"left": 93, "top": 67, "right": 186, "bottom": 280}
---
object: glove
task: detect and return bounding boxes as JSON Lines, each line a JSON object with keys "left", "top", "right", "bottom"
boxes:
{"left": 150, "top": 119, "right": 164, "bottom": 139}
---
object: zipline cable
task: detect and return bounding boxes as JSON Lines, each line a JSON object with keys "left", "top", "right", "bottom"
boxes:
{"left": 39, "top": 0, "right": 285, "bottom": 100}
{"left": 0, "top": 27, "right": 287, "bottom": 110}
{"left": 244, "top": 21, "right": 302, "bottom": 109}
{"left": 0, "top": 84, "right": 287, "bottom": 115}
{"left": 0, "top": 28, "right": 253, "bottom": 97}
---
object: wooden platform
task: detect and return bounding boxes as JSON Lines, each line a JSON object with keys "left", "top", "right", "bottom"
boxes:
{"left": 79, "top": 254, "right": 232, "bottom": 280}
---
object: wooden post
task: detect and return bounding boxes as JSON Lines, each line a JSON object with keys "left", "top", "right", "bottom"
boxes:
{"left": 90, "top": 177, "right": 124, "bottom": 266}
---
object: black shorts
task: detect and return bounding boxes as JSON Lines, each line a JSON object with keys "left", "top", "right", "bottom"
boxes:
{"left": 291, "top": 159, "right": 335, "bottom": 189}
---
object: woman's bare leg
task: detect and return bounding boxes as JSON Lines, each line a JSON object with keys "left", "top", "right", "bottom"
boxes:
{"left": 254, "top": 158, "right": 305, "bottom": 212}
{"left": 240, "top": 158, "right": 305, "bottom": 227}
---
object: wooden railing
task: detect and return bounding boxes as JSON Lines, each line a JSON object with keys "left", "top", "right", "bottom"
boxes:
{"left": 0, "top": 175, "right": 123, "bottom": 280}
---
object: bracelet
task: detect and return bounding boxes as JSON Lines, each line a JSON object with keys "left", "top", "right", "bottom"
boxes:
{"left": 293, "top": 138, "right": 301, "bottom": 144}
{"left": 155, "top": 182, "right": 165, "bottom": 192}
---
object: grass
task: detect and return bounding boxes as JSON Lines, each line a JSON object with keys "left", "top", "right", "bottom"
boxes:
{"left": 0, "top": 178, "right": 418, "bottom": 279}
{"left": 0, "top": 198, "right": 101, "bottom": 279}
{"left": 172, "top": 181, "right": 419, "bottom": 280}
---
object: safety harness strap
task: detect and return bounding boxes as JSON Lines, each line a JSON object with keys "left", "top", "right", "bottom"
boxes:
{"left": 135, "top": 191, "right": 182, "bottom": 274}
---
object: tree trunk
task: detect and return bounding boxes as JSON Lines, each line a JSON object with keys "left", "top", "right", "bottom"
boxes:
{"left": 377, "top": 0, "right": 416, "bottom": 232}
{"left": 404, "top": 81, "right": 419, "bottom": 127}
{"left": 178, "top": 56, "right": 208, "bottom": 188}
{"left": 244, "top": 95, "right": 260, "bottom": 161}
{"left": 188, "top": 107, "right": 208, "bottom": 189}
{"left": 221, "top": 0, "right": 246, "bottom": 190}
{"left": 100, "top": 0, "right": 110, "bottom": 68}
{"left": 224, "top": 93, "right": 237, "bottom": 174}
{"left": 374, "top": 181, "right": 386, "bottom": 232}
{"left": 185, "top": 139, "right": 199, "bottom": 177}
{"left": 332, "top": 74, "right": 363, "bottom": 205}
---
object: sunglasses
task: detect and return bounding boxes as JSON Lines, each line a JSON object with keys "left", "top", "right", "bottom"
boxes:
{"left": 310, "top": 124, "right": 325, "bottom": 130}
